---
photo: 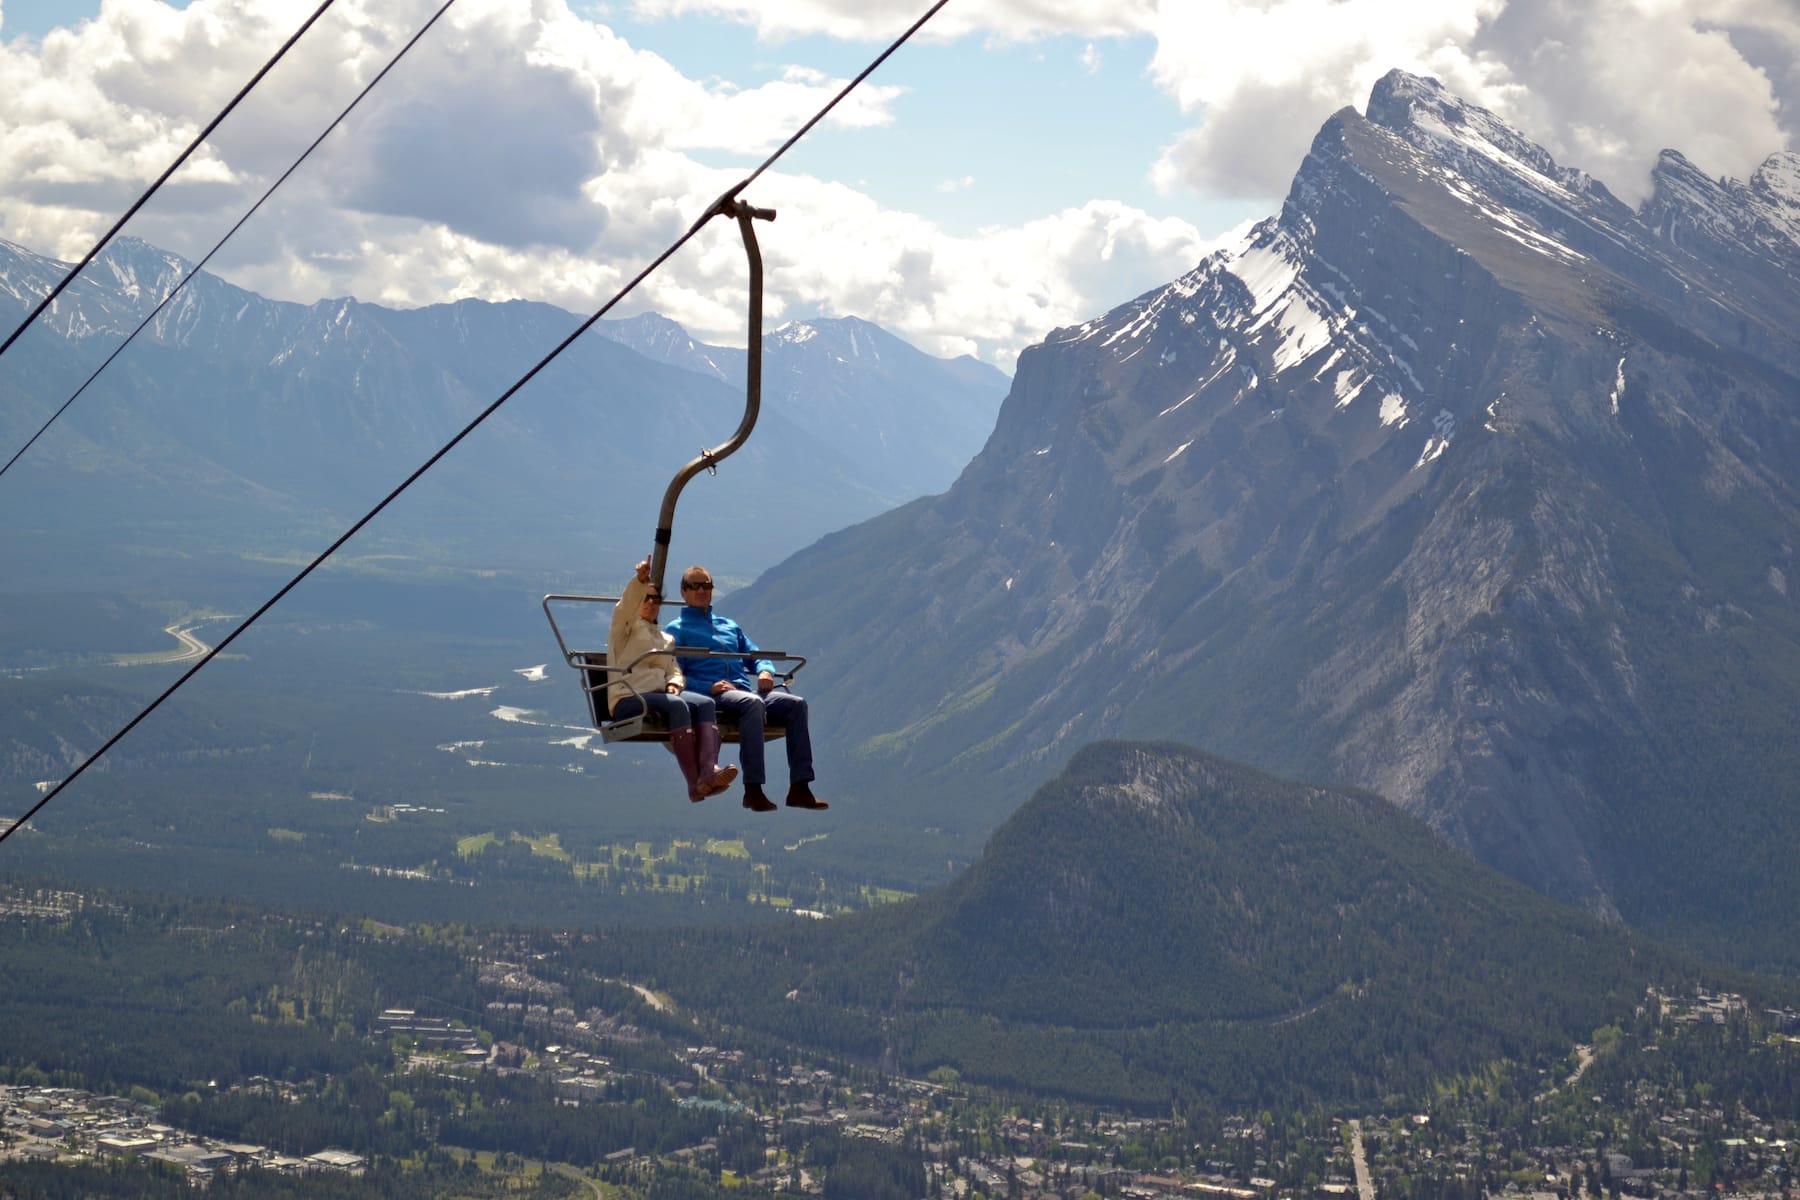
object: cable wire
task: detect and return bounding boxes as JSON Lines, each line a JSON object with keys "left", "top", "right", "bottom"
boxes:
{"left": 0, "top": 0, "right": 952, "bottom": 849}
{"left": 0, "top": 0, "right": 339, "bottom": 367}
{"left": 739, "top": 0, "right": 951, "bottom": 197}
{"left": 0, "top": 0, "right": 458, "bottom": 485}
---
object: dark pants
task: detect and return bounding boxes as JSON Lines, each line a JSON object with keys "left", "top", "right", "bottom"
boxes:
{"left": 714, "top": 688, "right": 813, "bottom": 786}
{"left": 610, "top": 690, "right": 716, "bottom": 730}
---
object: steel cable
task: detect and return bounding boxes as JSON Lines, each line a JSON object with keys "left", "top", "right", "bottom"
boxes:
{"left": 0, "top": 0, "right": 952, "bottom": 848}
{"left": 0, "top": 0, "right": 339, "bottom": 367}
{"left": 0, "top": 0, "right": 460, "bottom": 486}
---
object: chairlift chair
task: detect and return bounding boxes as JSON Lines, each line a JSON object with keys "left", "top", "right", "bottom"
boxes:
{"left": 543, "top": 193, "right": 806, "bottom": 746}
{"left": 542, "top": 594, "right": 803, "bottom": 744}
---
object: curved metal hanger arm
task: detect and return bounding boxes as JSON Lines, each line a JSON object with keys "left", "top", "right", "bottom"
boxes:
{"left": 649, "top": 198, "right": 775, "bottom": 595}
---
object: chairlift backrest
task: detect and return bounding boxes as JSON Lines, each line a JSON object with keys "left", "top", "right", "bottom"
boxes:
{"left": 541, "top": 595, "right": 803, "bottom": 745}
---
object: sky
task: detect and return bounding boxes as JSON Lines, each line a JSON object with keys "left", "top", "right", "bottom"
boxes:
{"left": 0, "top": 0, "right": 1796, "bottom": 371}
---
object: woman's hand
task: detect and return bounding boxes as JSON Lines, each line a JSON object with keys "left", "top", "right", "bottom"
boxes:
{"left": 635, "top": 556, "right": 652, "bottom": 584}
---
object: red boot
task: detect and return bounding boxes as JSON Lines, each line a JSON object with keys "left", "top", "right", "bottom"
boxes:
{"left": 668, "top": 726, "right": 706, "bottom": 803}
{"left": 694, "top": 721, "right": 738, "bottom": 797}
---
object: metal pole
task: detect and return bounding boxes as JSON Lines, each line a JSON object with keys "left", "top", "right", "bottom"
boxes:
{"left": 649, "top": 199, "right": 775, "bottom": 595}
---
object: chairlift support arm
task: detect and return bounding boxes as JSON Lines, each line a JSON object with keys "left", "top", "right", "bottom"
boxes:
{"left": 649, "top": 198, "right": 776, "bottom": 594}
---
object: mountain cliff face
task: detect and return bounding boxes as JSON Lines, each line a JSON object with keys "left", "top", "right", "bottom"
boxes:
{"left": 738, "top": 72, "right": 1800, "bottom": 969}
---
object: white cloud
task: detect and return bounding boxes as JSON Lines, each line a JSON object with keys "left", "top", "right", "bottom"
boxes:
{"left": 1139, "top": 0, "right": 1798, "bottom": 208}
{"left": 1144, "top": 0, "right": 1505, "bottom": 201}
{"left": 623, "top": 0, "right": 1800, "bottom": 217}
{"left": 0, "top": 0, "right": 1210, "bottom": 371}
{"left": 1464, "top": 0, "right": 1797, "bottom": 202}
{"left": 626, "top": 0, "right": 1156, "bottom": 42}
{"left": 936, "top": 174, "right": 975, "bottom": 192}
{"left": 6, "top": 0, "right": 1794, "bottom": 376}
{"left": 745, "top": 188, "right": 1219, "bottom": 368}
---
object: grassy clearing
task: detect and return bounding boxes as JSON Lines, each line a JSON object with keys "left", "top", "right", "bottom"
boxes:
{"left": 521, "top": 833, "right": 570, "bottom": 861}
{"left": 457, "top": 832, "right": 498, "bottom": 858}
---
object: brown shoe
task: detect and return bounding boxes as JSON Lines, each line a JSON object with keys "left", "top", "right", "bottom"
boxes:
{"left": 742, "top": 784, "right": 777, "bottom": 813}
{"left": 784, "top": 782, "right": 828, "bottom": 810}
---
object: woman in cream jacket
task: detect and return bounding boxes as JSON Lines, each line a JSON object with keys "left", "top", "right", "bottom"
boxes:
{"left": 608, "top": 558, "right": 737, "bottom": 802}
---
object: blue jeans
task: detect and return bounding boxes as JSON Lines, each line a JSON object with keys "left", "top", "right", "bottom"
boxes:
{"left": 714, "top": 688, "right": 813, "bottom": 786}
{"left": 610, "top": 689, "right": 716, "bottom": 730}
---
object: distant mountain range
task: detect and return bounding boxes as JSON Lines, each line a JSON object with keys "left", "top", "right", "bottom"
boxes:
{"left": 731, "top": 71, "right": 1800, "bottom": 972}
{"left": 0, "top": 237, "right": 1008, "bottom": 586}
{"left": 579, "top": 741, "right": 1701, "bottom": 1109}
{"left": 596, "top": 312, "right": 1002, "bottom": 504}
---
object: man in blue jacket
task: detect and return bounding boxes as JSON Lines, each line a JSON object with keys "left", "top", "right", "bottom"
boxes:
{"left": 664, "top": 564, "right": 826, "bottom": 813}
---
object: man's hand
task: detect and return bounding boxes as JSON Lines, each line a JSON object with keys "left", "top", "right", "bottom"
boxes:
{"left": 757, "top": 671, "right": 775, "bottom": 695}
{"left": 635, "top": 556, "right": 651, "bottom": 584}
{"left": 711, "top": 680, "right": 733, "bottom": 698}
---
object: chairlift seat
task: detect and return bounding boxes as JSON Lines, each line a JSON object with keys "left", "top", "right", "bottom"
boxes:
{"left": 543, "top": 594, "right": 804, "bottom": 747}
{"left": 574, "top": 650, "right": 788, "bottom": 745}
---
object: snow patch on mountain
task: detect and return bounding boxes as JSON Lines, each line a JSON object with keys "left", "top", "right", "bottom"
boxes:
{"left": 1260, "top": 292, "right": 1334, "bottom": 373}
{"left": 1227, "top": 242, "right": 1302, "bottom": 315}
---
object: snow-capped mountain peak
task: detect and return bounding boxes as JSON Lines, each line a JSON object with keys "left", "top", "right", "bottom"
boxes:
{"left": 1639, "top": 145, "right": 1800, "bottom": 298}
{"left": 771, "top": 316, "right": 887, "bottom": 365}
{"left": 598, "top": 311, "right": 729, "bottom": 380}
{"left": 90, "top": 236, "right": 189, "bottom": 302}
{"left": 1752, "top": 150, "right": 1800, "bottom": 215}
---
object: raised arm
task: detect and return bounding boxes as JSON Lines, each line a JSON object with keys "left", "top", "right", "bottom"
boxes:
{"left": 608, "top": 558, "right": 651, "bottom": 657}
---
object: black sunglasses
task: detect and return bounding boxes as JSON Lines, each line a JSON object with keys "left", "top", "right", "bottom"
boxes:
{"left": 682, "top": 581, "right": 714, "bottom": 590}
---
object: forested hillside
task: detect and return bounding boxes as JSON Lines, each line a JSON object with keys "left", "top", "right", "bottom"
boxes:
{"left": 561, "top": 742, "right": 1744, "bottom": 1109}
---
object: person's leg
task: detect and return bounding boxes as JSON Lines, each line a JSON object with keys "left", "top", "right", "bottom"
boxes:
{"left": 649, "top": 693, "right": 705, "bottom": 803}
{"left": 715, "top": 689, "right": 774, "bottom": 812}
{"left": 610, "top": 691, "right": 690, "bottom": 730}
{"left": 683, "top": 691, "right": 737, "bottom": 796}
{"left": 764, "top": 691, "right": 825, "bottom": 809}
{"left": 764, "top": 691, "right": 813, "bottom": 782}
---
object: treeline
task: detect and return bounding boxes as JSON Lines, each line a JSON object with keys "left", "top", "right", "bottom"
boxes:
{"left": 1583, "top": 1008, "right": 1800, "bottom": 1121}
{"left": 0, "top": 889, "right": 477, "bottom": 1095}
{"left": 4, "top": 614, "right": 957, "bottom": 933}
{"left": 160, "top": 1070, "right": 420, "bottom": 1160}
{"left": 14, "top": 780, "right": 900, "bottom": 932}
{"left": 543, "top": 749, "right": 1714, "bottom": 1113}
{"left": 444, "top": 1091, "right": 730, "bottom": 1164}
{"left": 802, "top": 1129, "right": 928, "bottom": 1200}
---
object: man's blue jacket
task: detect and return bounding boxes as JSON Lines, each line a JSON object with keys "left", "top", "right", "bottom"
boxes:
{"left": 664, "top": 605, "right": 772, "bottom": 691}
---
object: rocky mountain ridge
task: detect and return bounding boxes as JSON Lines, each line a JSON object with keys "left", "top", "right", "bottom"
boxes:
{"left": 735, "top": 71, "right": 1800, "bottom": 971}
{"left": 0, "top": 237, "right": 1006, "bottom": 581}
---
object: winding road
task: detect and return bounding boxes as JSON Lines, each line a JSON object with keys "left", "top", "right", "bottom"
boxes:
{"left": 114, "top": 619, "right": 227, "bottom": 667}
